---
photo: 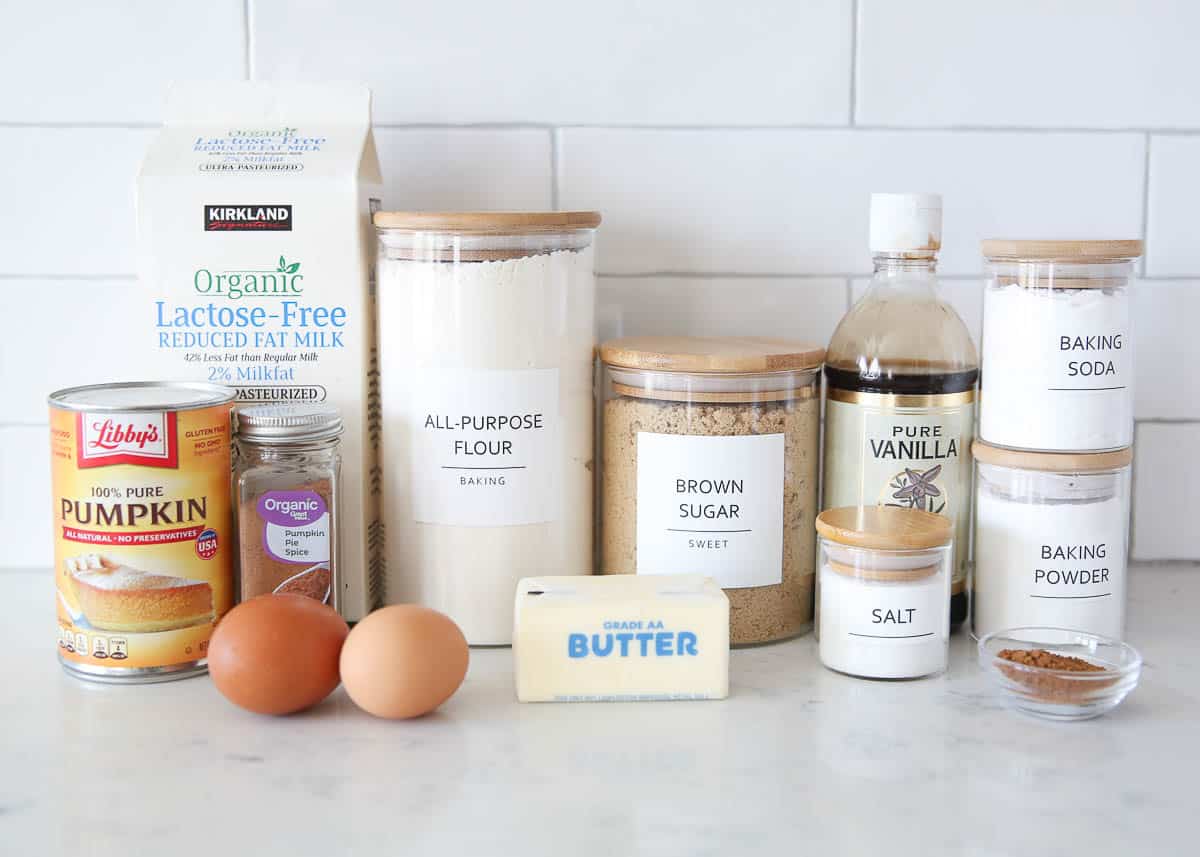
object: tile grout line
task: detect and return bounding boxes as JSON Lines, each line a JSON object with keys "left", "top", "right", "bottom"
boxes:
{"left": 848, "top": 0, "right": 860, "bottom": 126}
{"left": 6, "top": 272, "right": 1200, "bottom": 282}
{"left": 244, "top": 0, "right": 255, "bottom": 80}
{"left": 1139, "top": 133, "right": 1151, "bottom": 277}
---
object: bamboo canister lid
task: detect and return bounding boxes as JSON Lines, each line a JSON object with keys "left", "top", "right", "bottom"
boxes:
{"left": 815, "top": 506, "right": 952, "bottom": 551}
{"left": 600, "top": 336, "right": 825, "bottom": 374}
{"left": 972, "top": 440, "right": 1133, "bottom": 473}
{"left": 981, "top": 239, "right": 1143, "bottom": 262}
{"left": 374, "top": 211, "right": 601, "bottom": 233}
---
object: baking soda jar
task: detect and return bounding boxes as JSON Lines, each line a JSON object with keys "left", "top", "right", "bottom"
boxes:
{"left": 972, "top": 441, "right": 1132, "bottom": 641}
{"left": 979, "top": 240, "right": 1143, "bottom": 452}
{"left": 815, "top": 506, "right": 953, "bottom": 679}
{"left": 375, "top": 212, "right": 599, "bottom": 645}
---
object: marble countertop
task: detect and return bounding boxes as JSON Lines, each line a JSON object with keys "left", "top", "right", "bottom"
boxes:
{"left": 2, "top": 565, "right": 1195, "bottom": 856}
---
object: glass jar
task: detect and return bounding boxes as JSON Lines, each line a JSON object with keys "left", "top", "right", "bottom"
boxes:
{"left": 815, "top": 506, "right": 953, "bottom": 679}
{"left": 824, "top": 194, "right": 977, "bottom": 629}
{"left": 234, "top": 405, "right": 343, "bottom": 612}
{"left": 599, "top": 336, "right": 824, "bottom": 646}
{"left": 972, "top": 441, "right": 1132, "bottom": 641}
{"left": 375, "top": 211, "right": 600, "bottom": 645}
{"left": 980, "top": 240, "right": 1143, "bottom": 452}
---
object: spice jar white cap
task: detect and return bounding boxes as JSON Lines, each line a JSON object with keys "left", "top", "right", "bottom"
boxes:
{"left": 235, "top": 404, "right": 343, "bottom": 443}
{"left": 869, "top": 192, "right": 942, "bottom": 255}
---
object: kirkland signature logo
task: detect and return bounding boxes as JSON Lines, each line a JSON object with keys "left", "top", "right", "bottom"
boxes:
{"left": 204, "top": 204, "right": 292, "bottom": 232}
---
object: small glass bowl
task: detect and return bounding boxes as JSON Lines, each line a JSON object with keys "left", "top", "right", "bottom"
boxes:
{"left": 977, "top": 627, "right": 1142, "bottom": 721}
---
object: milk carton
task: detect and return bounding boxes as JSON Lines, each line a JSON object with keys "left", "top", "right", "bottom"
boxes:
{"left": 137, "top": 83, "right": 383, "bottom": 619}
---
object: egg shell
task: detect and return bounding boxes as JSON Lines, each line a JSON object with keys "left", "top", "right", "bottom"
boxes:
{"left": 208, "top": 594, "right": 349, "bottom": 715}
{"left": 340, "top": 605, "right": 469, "bottom": 719}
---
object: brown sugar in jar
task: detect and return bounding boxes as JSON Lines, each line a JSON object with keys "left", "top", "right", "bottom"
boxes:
{"left": 599, "top": 337, "right": 824, "bottom": 646}
{"left": 234, "top": 405, "right": 343, "bottom": 612}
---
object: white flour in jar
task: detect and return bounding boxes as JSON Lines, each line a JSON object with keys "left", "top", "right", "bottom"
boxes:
{"left": 378, "top": 247, "right": 595, "bottom": 645}
{"left": 973, "top": 478, "right": 1127, "bottom": 640}
{"left": 980, "top": 284, "right": 1132, "bottom": 451}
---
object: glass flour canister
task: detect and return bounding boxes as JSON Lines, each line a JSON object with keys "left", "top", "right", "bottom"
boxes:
{"left": 815, "top": 506, "right": 953, "bottom": 680}
{"left": 972, "top": 441, "right": 1132, "bottom": 641}
{"left": 599, "top": 336, "right": 824, "bottom": 646}
{"left": 375, "top": 211, "right": 600, "bottom": 645}
{"left": 980, "top": 240, "right": 1143, "bottom": 452}
{"left": 234, "top": 404, "right": 343, "bottom": 612}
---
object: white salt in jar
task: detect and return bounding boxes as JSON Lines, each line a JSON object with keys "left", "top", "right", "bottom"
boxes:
{"left": 815, "top": 506, "right": 952, "bottom": 679}
{"left": 375, "top": 212, "right": 600, "bottom": 645}
{"left": 972, "top": 441, "right": 1132, "bottom": 641}
{"left": 979, "top": 240, "right": 1143, "bottom": 452}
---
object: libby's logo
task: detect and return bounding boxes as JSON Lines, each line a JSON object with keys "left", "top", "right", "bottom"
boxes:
{"left": 204, "top": 204, "right": 292, "bottom": 232}
{"left": 193, "top": 256, "right": 303, "bottom": 300}
{"left": 76, "top": 411, "right": 178, "bottom": 468}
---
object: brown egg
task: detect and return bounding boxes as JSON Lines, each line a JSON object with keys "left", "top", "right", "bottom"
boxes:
{"left": 340, "top": 605, "right": 469, "bottom": 719}
{"left": 208, "top": 594, "right": 349, "bottom": 715}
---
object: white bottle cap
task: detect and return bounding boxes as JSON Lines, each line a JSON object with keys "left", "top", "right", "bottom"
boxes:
{"left": 869, "top": 192, "right": 942, "bottom": 255}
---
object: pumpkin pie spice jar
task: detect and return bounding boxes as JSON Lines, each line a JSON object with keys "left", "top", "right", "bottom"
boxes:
{"left": 600, "top": 336, "right": 824, "bottom": 645}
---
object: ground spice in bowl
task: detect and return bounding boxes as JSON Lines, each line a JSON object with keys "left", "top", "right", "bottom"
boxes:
{"left": 997, "top": 647, "right": 1116, "bottom": 702}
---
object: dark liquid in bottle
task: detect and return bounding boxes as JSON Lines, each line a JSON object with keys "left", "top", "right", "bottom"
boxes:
{"left": 825, "top": 364, "right": 979, "bottom": 630}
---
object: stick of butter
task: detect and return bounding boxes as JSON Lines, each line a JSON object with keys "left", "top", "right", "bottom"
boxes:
{"left": 513, "top": 575, "right": 729, "bottom": 702}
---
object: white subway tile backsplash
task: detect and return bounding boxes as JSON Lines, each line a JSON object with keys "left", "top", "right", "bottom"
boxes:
{"left": 560, "top": 129, "right": 1144, "bottom": 276}
{"left": 1133, "top": 282, "right": 1200, "bottom": 420}
{"left": 598, "top": 276, "right": 847, "bottom": 345}
{"left": 1133, "top": 424, "right": 1200, "bottom": 560}
{"left": 252, "top": 0, "right": 852, "bottom": 126}
{"left": 0, "top": 427, "right": 51, "bottom": 568}
{"left": 376, "top": 128, "right": 552, "bottom": 210}
{"left": 1146, "top": 136, "right": 1200, "bottom": 277}
{"left": 0, "top": 2, "right": 245, "bottom": 123}
{"left": 2, "top": 280, "right": 145, "bottom": 423}
{"left": 857, "top": 1, "right": 1200, "bottom": 129}
{"left": 0, "top": 128, "right": 152, "bottom": 276}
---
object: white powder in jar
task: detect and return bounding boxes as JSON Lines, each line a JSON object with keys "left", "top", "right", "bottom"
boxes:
{"left": 973, "top": 471, "right": 1128, "bottom": 640}
{"left": 980, "top": 283, "right": 1132, "bottom": 451}
{"left": 377, "top": 246, "right": 595, "bottom": 645}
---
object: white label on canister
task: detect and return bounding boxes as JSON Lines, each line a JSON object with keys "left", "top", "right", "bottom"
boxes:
{"left": 980, "top": 284, "right": 1132, "bottom": 450}
{"left": 409, "top": 368, "right": 560, "bottom": 527}
{"left": 821, "top": 571, "right": 945, "bottom": 641}
{"left": 635, "top": 432, "right": 784, "bottom": 589}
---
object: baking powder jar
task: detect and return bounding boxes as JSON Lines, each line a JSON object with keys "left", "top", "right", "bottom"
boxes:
{"left": 815, "top": 506, "right": 953, "bottom": 679}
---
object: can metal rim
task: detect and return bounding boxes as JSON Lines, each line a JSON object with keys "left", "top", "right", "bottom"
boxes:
{"left": 48, "top": 381, "right": 237, "bottom": 413}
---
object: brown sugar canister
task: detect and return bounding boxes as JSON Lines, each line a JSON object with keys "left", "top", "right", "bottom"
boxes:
{"left": 599, "top": 336, "right": 825, "bottom": 646}
{"left": 234, "top": 405, "right": 343, "bottom": 613}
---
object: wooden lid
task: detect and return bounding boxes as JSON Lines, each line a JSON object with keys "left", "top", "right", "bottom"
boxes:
{"left": 374, "top": 211, "right": 601, "bottom": 233}
{"left": 972, "top": 440, "right": 1132, "bottom": 472}
{"left": 815, "top": 506, "right": 952, "bottom": 550}
{"left": 981, "top": 239, "right": 1143, "bottom": 262}
{"left": 600, "top": 336, "right": 825, "bottom": 374}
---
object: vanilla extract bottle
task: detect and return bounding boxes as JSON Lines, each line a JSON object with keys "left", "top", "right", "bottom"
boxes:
{"left": 821, "top": 193, "right": 979, "bottom": 627}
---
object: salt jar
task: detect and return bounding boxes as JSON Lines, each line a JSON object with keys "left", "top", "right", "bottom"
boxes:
{"left": 972, "top": 441, "right": 1132, "bottom": 641}
{"left": 815, "top": 506, "right": 952, "bottom": 679}
{"left": 375, "top": 211, "right": 599, "bottom": 645}
{"left": 979, "top": 240, "right": 1143, "bottom": 452}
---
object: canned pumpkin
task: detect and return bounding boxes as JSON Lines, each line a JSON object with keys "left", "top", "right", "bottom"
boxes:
{"left": 49, "top": 382, "right": 236, "bottom": 682}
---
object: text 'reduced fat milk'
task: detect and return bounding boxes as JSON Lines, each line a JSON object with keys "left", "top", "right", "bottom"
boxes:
{"left": 136, "top": 83, "right": 383, "bottom": 619}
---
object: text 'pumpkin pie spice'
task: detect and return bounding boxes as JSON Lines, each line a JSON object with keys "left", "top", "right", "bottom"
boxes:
{"left": 48, "top": 382, "right": 237, "bottom": 683}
